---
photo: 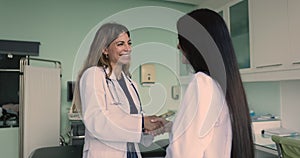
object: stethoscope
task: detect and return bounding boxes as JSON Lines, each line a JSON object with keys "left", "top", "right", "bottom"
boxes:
{"left": 103, "top": 67, "right": 143, "bottom": 114}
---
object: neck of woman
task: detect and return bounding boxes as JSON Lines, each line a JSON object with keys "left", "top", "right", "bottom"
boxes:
{"left": 112, "top": 63, "right": 123, "bottom": 80}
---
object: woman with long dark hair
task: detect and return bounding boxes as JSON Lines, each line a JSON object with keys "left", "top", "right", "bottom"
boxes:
{"left": 165, "top": 9, "right": 254, "bottom": 158}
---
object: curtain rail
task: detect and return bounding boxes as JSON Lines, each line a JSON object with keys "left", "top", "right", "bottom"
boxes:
{"left": 20, "top": 57, "right": 61, "bottom": 69}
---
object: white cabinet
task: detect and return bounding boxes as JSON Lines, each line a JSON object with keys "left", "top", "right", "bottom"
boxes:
{"left": 215, "top": 0, "right": 251, "bottom": 70}
{"left": 250, "top": 0, "right": 289, "bottom": 69}
{"left": 229, "top": 0, "right": 250, "bottom": 69}
{"left": 204, "top": 0, "right": 300, "bottom": 81}
{"left": 241, "top": 0, "right": 300, "bottom": 82}
{"left": 287, "top": 0, "right": 300, "bottom": 67}
{"left": 0, "top": 128, "right": 19, "bottom": 158}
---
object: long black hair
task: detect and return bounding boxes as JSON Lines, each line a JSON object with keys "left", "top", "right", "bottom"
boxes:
{"left": 177, "top": 8, "right": 254, "bottom": 158}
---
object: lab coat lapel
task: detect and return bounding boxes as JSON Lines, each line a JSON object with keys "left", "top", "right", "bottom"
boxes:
{"left": 107, "top": 68, "right": 140, "bottom": 114}
{"left": 121, "top": 73, "right": 141, "bottom": 114}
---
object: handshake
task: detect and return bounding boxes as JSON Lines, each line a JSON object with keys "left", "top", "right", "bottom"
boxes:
{"left": 143, "top": 115, "right": 173, "bottom": 136}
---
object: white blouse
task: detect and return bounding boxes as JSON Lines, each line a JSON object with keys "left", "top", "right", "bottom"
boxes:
{"left": 165, "top": 72, "right": 232, "bottom": 158}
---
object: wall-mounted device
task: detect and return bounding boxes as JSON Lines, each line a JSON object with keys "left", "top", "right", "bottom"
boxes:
{"left": 67, "top": 81, "right": 75, "bottom": 102}
{"left": 171, "top": 85, "right": 180, "bottom": 100}
{"left": 0, "top": 39, "right": 40, "bottom": 56}
{"left": 140, "top": 63, "right": 156, "bottom": 85}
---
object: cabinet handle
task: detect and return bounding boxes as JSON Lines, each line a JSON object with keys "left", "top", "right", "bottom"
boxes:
{"left": 292, "top": 61, "right": 300, "bottom": 65}
{"left": 256, "top": 63, "right": 282, "bottom": 69}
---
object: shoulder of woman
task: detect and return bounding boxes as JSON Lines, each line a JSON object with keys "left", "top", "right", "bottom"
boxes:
{"left": 84, "top": 66, "right": 103, "bottom": 73}
{"left": 193, "top": 72, "right": 213, "bottom": 86}
{"left": 82, "top": 66, "right": 105, "bottom": 78}
{"left": 193, "top": 72, "right": 224, "bottom": 93}
{"left": 194, "top": 72, "right": 224, "bottom": 97}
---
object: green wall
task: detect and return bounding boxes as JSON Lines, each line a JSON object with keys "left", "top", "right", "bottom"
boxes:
{"left": 243, "top": 81, "right": 281, "bottom": 116}
{"left": 0, "top": 0, "right": 195, "bottom": 157}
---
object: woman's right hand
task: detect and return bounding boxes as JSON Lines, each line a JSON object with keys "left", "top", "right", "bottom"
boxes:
{"left": 152, "top": 117, "right": 173, "bottom": 133}
{"left": 144, "top": 115, "right": 164, "bottom": 131}
{"left": 144, "top": 116, "right": 173, "bottom": 136}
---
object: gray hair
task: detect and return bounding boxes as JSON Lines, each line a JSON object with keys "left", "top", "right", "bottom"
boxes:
{"left": 73, "top": 22, "right": 130, "bottom": 113}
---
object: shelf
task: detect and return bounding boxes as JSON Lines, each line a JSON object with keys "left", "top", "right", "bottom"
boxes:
{"left": 241, "top": 68, "right": 300, "bottom": 82}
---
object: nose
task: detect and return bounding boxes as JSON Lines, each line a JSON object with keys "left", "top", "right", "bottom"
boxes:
{"left": 125, "top": 43, "right": 132, "bottom": 52}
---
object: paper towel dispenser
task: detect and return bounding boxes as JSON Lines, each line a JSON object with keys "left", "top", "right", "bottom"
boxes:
{"left": 140, "top": 63, "right": 156, "bottom": 84}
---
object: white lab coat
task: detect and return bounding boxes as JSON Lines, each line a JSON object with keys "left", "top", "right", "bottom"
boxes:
{"left": 165, "top": 72, "right": 232, "bottom": 158}
{"left": 80, "top": 66, "right": 152, "bottom": 158}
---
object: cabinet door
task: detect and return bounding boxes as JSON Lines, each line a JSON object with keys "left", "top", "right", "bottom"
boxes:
{"left": 230, "top": 0, "right": 250, "bottom": 69}
{"left": 288, "top": 0, "right": 300, "bottom": 66}
{"left": 250, "top": 0, "right": 289, "bottom": 69}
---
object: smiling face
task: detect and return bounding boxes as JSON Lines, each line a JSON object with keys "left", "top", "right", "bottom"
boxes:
{"left": 103, "top": 32, "right": 132, "bottom": 68}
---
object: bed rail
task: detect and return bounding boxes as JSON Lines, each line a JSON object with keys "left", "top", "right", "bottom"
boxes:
{"left": 0, "top": 69, "right": 19, "bottom": 72}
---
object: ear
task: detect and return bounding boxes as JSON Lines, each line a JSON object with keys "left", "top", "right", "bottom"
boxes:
{"left": 102, "top": 48, "right": 108, "bottom": 55}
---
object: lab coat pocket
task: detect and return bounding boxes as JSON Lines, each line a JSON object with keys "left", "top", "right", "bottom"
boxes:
{"left": 105, "top": 93, "right": 129, "bottom": 114}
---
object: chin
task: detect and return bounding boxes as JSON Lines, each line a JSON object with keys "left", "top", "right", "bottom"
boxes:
{"left": 118, "top": 57, "right": 131, "bottom": 65}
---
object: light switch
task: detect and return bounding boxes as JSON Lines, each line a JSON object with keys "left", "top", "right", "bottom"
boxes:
{"left": 140, "top": 64, "right": 155, "bottom": 84}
